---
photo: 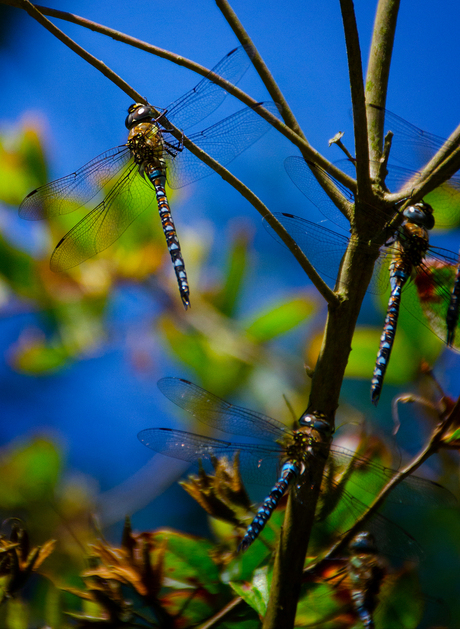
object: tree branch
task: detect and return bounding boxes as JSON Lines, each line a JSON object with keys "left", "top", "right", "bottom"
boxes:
{"left": 16, "top": 0, "right": 145, "bottom": 103}
{"left": 306, "top": 395, "right": 460, "bottom": 570}
{"left": 1, "top": 0, "right": 356, "bottom": 192}
{"left": 339, "top": 0, "right": 371, "bottom": 201}
{"left": 365, "top": 0, "right": 400, "bottom": 172}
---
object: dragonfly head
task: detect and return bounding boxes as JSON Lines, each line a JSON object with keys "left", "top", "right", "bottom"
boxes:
{"left": 299, "top": 412, "right": 333, "bottom": 439}
{"left": 403, "top": 202, "right": 435, "bottom": 230}
{"left": 125, "top": 103, "right": 156, "bottom": 129}
{"left": 348, "top": 531, "right": 377, "bottom": 554}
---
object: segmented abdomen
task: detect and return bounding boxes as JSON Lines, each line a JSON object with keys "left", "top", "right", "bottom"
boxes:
{"left": 146, "top": 166, "right": 190, "bottom": 309}
{"left": 238, "top": 461, "right": 300, "bottom": 552}
{"left": 447, "top": 260, "right": 460, "bottom": 346}
{"left": 371, "top": 259, "right": 409, "bottom": 405}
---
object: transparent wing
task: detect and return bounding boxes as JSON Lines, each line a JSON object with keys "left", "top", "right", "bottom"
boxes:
{"left": 157, "top": 377, "right": 288, "bottom": 442}
{"left": 336, "top": 158, "right": 460, "bottom": 230}
{"left": 264, "top": 212, "right": 390, "bottom": 295}
{"left": 138, "top": 427, "right": 283, "bottom": 485}
{"left": 50, "top": 162, "right": 155, "bottom": 271}
{"left": 166, "top": 102, "right": 279, "bottom": 188}
{"left": 284, "top": 156, "right": 354, "bottom": 231}
{"left": 329, "top": 444, "right": 457, "bottom": 508}
{"left": 19, "top": 146, "right": 131, "bottom": 220}
{"left": 370, "top": 104, "right": 457, "bottom": 171}
{"left": 315, "top": 482, "right": 425, "bottom": 560}
{"left": 165, "top": 45, "right": 253, "bottom": 131}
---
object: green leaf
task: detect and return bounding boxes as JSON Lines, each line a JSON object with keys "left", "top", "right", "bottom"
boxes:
{"left": 213, "top": 229, "right": 250, "bottom": 317}
{"left": 345, "top": 326, "right": 417, "bottom": 384}
{"left": 11, "top": 335, "right": 69, "bottom": 375}
{"left": 6, "top": 598, "right": 29, "bottom": 629}
{"left": 245, "top": 296, "right": 315, "bottom": 342}
{"left": 154, "top": 530, "right": 221, "bottom": 594}
{"left": 0, "top": 438, "right": 61, "bottom": 508}
{"left": 0, "top": 235, "right": 38, "bottom": 298}
{"left": 230, "top": 566, "right": 271, "bottom": 616}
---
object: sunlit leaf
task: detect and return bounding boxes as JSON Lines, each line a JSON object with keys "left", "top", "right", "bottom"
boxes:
{"left": 154, "top": 530, "right": 221, "bottom": 594}
{"left": 0, "top": 439, "right": 61, "bottom": 508}
{"left": 213, "top": 227, "right": 251, "bottom": 317}
{"left": 245, "top": 295, "right": 315, "bottom": 342}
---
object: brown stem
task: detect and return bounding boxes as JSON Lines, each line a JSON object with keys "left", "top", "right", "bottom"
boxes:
{"left": 365, "top": 0, "right": 400, "bottom": 171}
{"left": 339, "top": 0, "right": 371, "bottom": 201}
{"left": 215, "top": 0, "right": 305, "bottom": 140}
{"left": 17, "top": 0, "right": 144, "bottom": 103}
{"left": 306, "top": 396, "right": 460, "bottom": 570}
{"left": 1, "top": 0, "right": 356, "bottom": 191}
{"left": 198, "top": 597, "right": 244, "bottom": 629}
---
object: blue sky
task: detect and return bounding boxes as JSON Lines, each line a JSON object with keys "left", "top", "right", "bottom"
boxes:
{"left": 0, "top": 1, "right": 459, "bottom": 557}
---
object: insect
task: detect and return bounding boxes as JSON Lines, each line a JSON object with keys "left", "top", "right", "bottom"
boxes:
{"left": 275, "top": 156, "right": 460, "bottom": 404}
{"left": 19, "top": 46, "right": 277, "bottom": 309}
{"left": 304, "top": 531, "right": 442, "bottom": 628}
{"left": 137, "top": 378, "right": 454, "bottom": 553}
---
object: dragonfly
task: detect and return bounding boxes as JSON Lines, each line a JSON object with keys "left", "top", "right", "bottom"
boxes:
{"left": 19, "top": 46, "right": 277, "bottom": 309}
{"left": 276, "top": 156, "right": 460, "bottom": 404}
{"left": 303, "top": 531, "right": 441, "bottom": 629}
{"left": 137, "top": 378, "right": 455, "bottom": 554}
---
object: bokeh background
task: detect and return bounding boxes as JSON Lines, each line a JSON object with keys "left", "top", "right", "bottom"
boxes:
{"left": 0, "top": 0, "right": 459, "bottom": 625}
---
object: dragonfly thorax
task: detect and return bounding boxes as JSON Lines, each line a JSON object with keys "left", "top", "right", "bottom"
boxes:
{"left": 127, "top": 122, "right": 164, "bottom": 168}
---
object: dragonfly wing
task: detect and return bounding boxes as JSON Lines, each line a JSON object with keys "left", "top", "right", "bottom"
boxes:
{"left": 369, "top": 105, "right": 449, "bottom": 171}
{"left": 138, "top": 428, "right": 282, "bottom": 485}
{"left": 19, "top": 146, "right": 131, "bottom": 220}
{"left": 330, "top": 445, "right": 457, "bottom": 507}
{"left": 157, "top": 378, "right": 288, "bottom": 441}
{"left": 166, "top": 102, "right": 279, "bottom": 188}
{"left": 264, "top": 212, "right": 350, "bottom": 287}
{"left": 165, "top": 45, "right": 253, "bottom": 131}
{"left": 400, "top": 255, "right": 460, "bottom": 350}
{"left": 285, "top": 156, "right": 353, "bottom": 231}
{"left": 319, "top": 485, "right": 424, "bottom": 560}
{"left": 50, "top": 162, "right": 154, "bottom": 271}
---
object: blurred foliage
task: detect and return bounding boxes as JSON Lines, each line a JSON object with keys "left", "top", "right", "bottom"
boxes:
{"left": 0, "top": 48, "right": 459, "bottom": 628}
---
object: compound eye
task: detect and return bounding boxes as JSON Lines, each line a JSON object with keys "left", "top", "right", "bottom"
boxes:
{"left": 403, "top": 203, "right": 435, "bottom": 230}
{"left": 125, "top": 104, "right": 152, "bottom": 129}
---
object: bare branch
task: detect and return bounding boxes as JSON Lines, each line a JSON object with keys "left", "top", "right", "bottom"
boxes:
{"left": 365, "top": 0, "right": 400, "bottom": 169}
{"left": 340, "top": 0, "right": 371, "bottom": 200}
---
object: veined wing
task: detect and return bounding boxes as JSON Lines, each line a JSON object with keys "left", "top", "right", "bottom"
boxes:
{"left": 19, "top": 146, "right": 131, "bottom": 220}
{"left": 336, "top": 158, "right": 460, "bottom": 230}
{"left": 285, "top": 156, "right": 354, "bottom": 232}
{"left": 164, "top": 45, "right": 253, "bottom": 131}
{"left": 329, "top": 444, "right": 457, "bottom": 508}
{"left": 158, "top": 378, "right": 288, "bottom": 442}
{"left": 138, "top": 427, "right": 283, "bottom": 485}
{"left": 50, "top": 161, "right": 154, "bottom": 271}
{"left": 370, "top": 104, "right": 458, "bottom": 171}
{"left": 166, "top": 102, "right": 279, "bottom": 189}
{"left": 263, "top": 212, "right": 390, "bottom": 295}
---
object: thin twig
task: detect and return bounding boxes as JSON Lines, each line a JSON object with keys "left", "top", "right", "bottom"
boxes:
{"left": 1, "top": 0, "right": 356, "bottom": 191}
{"left": 365, "top": 0, "right": 400, "bottom": 173}
{"left": 339, "top": 0, "right": 371, "bottom": 202}
{"left": 305, "top": 396, "right": 460, "bottom": 571}
{"left": 215, "top": 0, "right": 305, "bottom": 140}
{"left": 17, "top": 0, "right": 145, "bottom": 103}
{"left": 9, "top": 1, "right": 338, "bottom": 306}
{"left": 214, "top": 0, "right": 357, "bottom": 242}
{"left": 198, "top": 596, "right": 244, "bottom": 629}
